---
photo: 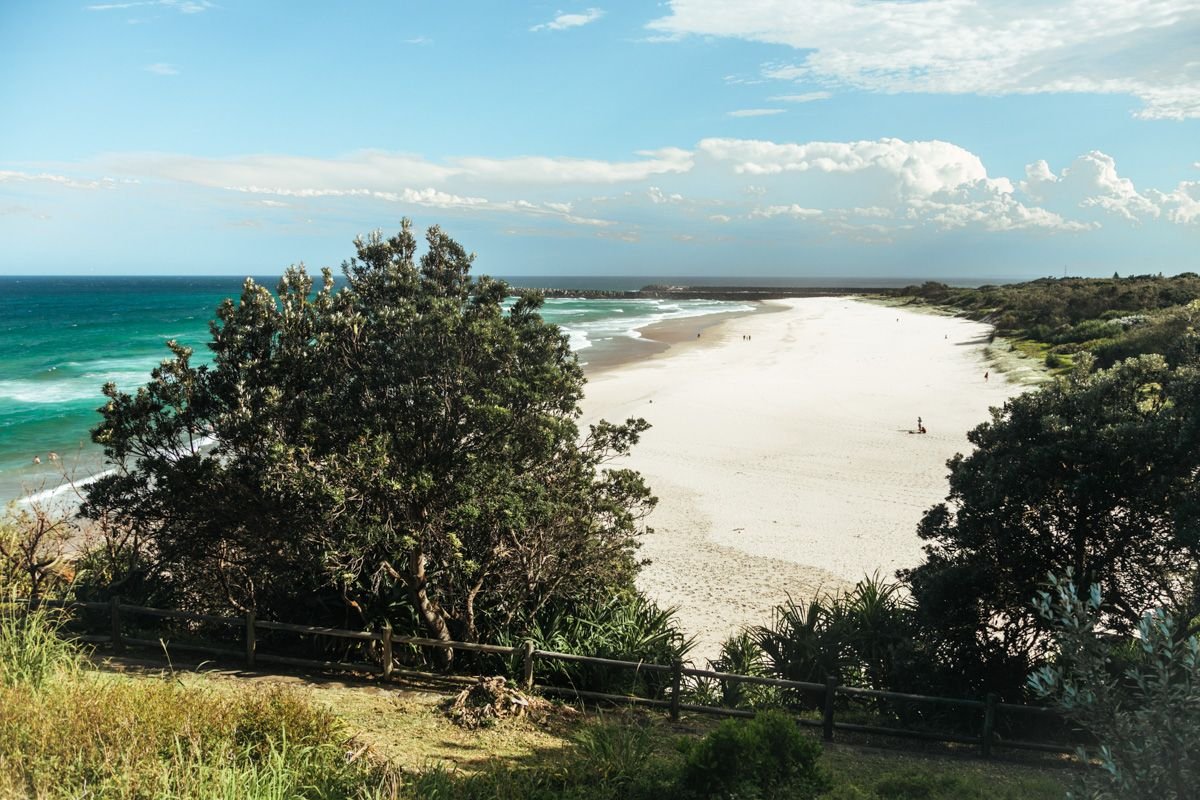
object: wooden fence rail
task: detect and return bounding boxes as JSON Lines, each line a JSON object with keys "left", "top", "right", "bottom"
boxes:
{"left": 5, "top": 596, "right": 1077, "bottom": 758}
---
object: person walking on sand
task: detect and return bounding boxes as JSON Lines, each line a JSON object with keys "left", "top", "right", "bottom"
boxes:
{"left": 984, "top": 371, "right": 989, "bottom": 382}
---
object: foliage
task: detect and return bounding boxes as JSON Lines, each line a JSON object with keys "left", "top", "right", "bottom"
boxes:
{"left": 82, "top": 221, "right": 655, "bottom": 664}
{"left": 903, "top": 353, "right": 1200, "bottom": 699}
{"left": 1029, "top": 573, "right": 1200, "bottom": 800}
{"left": 822, "top": 767, "right": 1062, "bottom": 799}
{"left": 753, "top": 575, "right": 916, "bottom": 701}
{"left": 0, "top": 502, "right": 74, "bottom": 602}
{"left": 0, "top": 607, "right": 397, "bottom": 799}
{"left": 892, "top": 276, "right": 1200, "bottom": 367}
{"left": 515, "top": 591, "right": 693, "bottom": 696}
{"left": 0, "top": 600, "right": 81, "bottom": 690}
{"left": 678, "top": 710, "right": 828, "bottom": 799}
{"left": 688, "top": 630, "right": 782, "bottom": 709}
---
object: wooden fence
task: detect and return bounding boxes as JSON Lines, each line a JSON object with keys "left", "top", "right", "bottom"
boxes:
{"left": 10, "top": 597, "right": 1076, "bottom": 759}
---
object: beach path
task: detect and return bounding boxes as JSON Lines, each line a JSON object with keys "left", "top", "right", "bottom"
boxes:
{"left": 580, "top": 296, "right": 1027, "bottom": 659}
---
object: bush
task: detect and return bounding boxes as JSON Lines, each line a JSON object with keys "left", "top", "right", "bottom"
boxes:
{"left": 688, "top": 631, "right": 782, "bottom": 710}
{"left": 1029, "top": 572, "right": 1200, "bottom": 800}
{"left": 753, "top": 575, "right": 915, "bottom": 702}
{"left": 679, "top": 711, "right": 828, "bottom": 799}
{"left": 516, "top": 592, "right": 692, "bottom": 697}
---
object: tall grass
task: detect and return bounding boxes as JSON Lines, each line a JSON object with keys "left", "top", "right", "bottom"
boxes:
{"left": 0, "top": 602, "right": 398, "bottom": 799}
{"left": 0, "top": 599, "right": 82, "bottom": 689}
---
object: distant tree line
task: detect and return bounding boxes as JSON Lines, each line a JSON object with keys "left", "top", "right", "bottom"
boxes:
{"left": 892, "top": 274, "right": 1200, "bottom": 368}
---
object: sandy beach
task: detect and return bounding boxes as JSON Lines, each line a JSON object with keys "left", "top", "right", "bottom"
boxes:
{"left": 580, "top": 296, "right": 1028, "bottom": 660}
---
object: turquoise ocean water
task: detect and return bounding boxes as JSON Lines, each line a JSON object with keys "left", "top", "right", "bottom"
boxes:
{"left": 0, "top": 276, "right": 752, "bottom": 504}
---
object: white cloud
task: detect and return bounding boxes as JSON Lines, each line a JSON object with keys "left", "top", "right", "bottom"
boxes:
{"left": 697, "top": 137, "right": 1011, "bottom": 199}
{"left": 647, "top": 186, "right": 683, "bottom": 204}
{"left": 227, "top": 185, "right": 490, "bottom": 210}
{"left": 648, "top": 0, "right": 1200, "bottom": 119}
{"left": 1149, "top": 181, "right": 1200, "bottom": 224}
{"left": 0, "top": 170, "right": 115, "bottom": 190}
{"left": 751, "top": 204, "right": 823, "bottom": 219}
{"left": 451, "top": 148, "right": 694, "bottom": 184}
{"left": 531, "top": 8, "right": 604, "bottom": 32}
{"left": 726, "top": 108, "right": 785, "bottom": 117}
{"left": 768, "top": 92, "right": 832, "bottom": 103}
{"left": 45, "top": 137, "right": 1197, "bottom": 245}
{"left": 144, "top": 62, "right": 178, "bottom": 76}
{"left": 89, "top": 0, "right": 214, "bottom": 13}
{"left": 1022, "top": 152, "right": 1160, "bottom": 223}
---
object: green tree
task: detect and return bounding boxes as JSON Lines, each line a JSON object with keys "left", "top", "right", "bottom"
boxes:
{"left": 904, "top": 353, "right": 1200, "bottom": 696}
{"left": 83, "top": 221, "right": 655, "bottom": 664}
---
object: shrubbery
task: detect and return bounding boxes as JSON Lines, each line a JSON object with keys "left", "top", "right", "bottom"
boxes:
{"left": 1029, "top": 573, "right": 1200, "bottom": 799}
{"left": 679, "top": 711, "right": 828, "bottom": 799}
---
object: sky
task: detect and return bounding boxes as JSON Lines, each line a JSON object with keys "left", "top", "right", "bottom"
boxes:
{"left": 0, "top": 1, "right": 1198, "bottom": 279}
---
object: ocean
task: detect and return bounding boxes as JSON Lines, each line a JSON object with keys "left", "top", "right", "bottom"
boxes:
{"left": 0, "top": 275, "right": 754, "bottom": 504}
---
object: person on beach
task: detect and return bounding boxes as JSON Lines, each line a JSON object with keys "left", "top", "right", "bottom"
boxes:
{"left": 984, "top": 371, "right": 989, "bottom": 382}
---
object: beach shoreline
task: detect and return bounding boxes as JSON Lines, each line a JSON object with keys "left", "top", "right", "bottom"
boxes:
{"left": 579, "top": 296, "right": 1029, "bottom": 660}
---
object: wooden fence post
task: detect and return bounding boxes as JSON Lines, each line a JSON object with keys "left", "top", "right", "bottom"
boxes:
{"left": 670, "top": 658, "right": 683, "bottom": 722}
{"left": 981, "top": 692, "right": 997, "bottom": 758}
{"left": 109, "top": 595, "right": 123, "bottom": 654}
{"left": 823, "top": 675, "right": 837, "bottom": 742}
{"left": 521, "top": 639, "right": 535, "bottom": 691}
{"left": 245, "top": 610, "right": 256, "bottom": 669}
{"left": 381, "top": 622, "right": 393, "bottom": 679}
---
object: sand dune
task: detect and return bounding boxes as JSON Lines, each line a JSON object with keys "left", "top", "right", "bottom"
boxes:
{"left": 580, "top": 296, "right": 1029, "bottom": 660}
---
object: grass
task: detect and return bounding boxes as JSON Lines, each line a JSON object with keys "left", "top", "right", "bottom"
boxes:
{"left": 1, "top": 602, "right": 1069, "bottom": 799}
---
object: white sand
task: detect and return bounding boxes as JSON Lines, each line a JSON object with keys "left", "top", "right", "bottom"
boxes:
{"left": 579, "top": 296, "right": 1028, "bottom": 660}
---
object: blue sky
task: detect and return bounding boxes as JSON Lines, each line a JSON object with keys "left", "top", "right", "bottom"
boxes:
{"left": 1, "top": 1, "right": 1198, "bottom": 278}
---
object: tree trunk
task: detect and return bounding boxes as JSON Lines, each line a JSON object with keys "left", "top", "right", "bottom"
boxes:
{"left": 406, "top": 549, "right": 455, "bottom": 668}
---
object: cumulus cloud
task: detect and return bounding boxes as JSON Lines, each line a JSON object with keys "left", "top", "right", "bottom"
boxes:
{"left": 531, "top": 8, "right": 604, "bottom": 32}
{"left": 648, "top": 0, "right": 1200, "bottom": 119}
{"left": 1022, "top": 152, "right": 1160, "bottom": 223}
{"left": 1149, "top": 181, "right": 1200, "bottom": 224}
{"left": 22, "top": 137, "right": 1195, "bottom": 247}
{"left": 697, "top": 137, "right": 1012, "bottom": 199}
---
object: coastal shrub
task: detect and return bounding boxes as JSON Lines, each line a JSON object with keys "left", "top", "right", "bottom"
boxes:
{"left": 1028, "top": 573, "right": 1200, "bottom": 800}
{"left": 83, "top": 220, "right": 656, "bottom": 666}
{"left": 753, "top": 575, "right": 916, "bottom": 705}
{"left": 515, "top": 592, "right": 693, "bottom": 697}
{"left": 903, "top": 351, "right": 1200, "bottom": 701}
{"left": 679, "top": 711, "right": 828, "bottom": 799}
{"left": 688, "top": 630, "right": 782, "bottom": 709}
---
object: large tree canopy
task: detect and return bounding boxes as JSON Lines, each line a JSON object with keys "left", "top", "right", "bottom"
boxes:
{"left": 84, "top": 221, "right": 655, "bottom": 661}
{"left": 903, "top": 352, "right": 1200, "bottom": 695}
